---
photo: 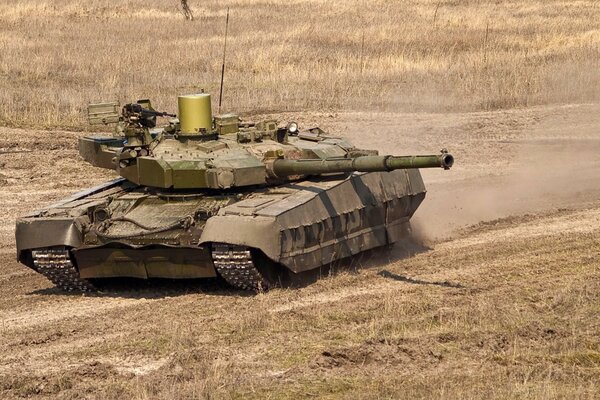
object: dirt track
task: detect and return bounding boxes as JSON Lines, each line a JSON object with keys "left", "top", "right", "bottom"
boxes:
{"left": 1, "top": 105, "right": 600, "bottom": 398}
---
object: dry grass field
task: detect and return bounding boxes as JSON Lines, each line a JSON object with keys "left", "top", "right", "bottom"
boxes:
{"left": 1, "top": 0, "right": 600, "bottom": 399}
{"left": 1, "top": 104, "right": 600, "bottom": 399}
{"left": 1, "top": 0, "right": 599, "bottom": 128}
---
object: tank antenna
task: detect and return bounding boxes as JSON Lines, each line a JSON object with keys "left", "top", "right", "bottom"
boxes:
{"left": 218, "top": 7, "right": 230, "bottom": 114}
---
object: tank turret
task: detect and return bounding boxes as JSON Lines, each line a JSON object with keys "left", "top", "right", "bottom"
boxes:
{"left": 80, "top": 94, "right": 453, "bottom": 190}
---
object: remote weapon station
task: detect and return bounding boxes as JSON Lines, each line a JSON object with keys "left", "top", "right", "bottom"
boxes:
{"left": 15, "top": 94, "right": 454, "bottom": 292}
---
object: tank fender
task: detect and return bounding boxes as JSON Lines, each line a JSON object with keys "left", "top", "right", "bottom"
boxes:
{"left": 15, "top": 217, "right": 85, "bottom": 259}
{"left": 199, "top": 215, "right": 282, "bottom": 262}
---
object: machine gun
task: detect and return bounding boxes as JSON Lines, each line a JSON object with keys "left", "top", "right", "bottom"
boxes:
{"left": 122, "top": 102, "right": 176, "bottom": 128}
{"left": 87, "top": 100, "right": 176, "bottom": 129}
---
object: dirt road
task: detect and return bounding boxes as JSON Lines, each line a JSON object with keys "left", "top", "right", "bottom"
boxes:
{"left": 1, "top": 104, "right": 599, "bottom": 398}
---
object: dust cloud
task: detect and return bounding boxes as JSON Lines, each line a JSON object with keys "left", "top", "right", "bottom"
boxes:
{"left": 412, "top": 138, "right": 600, "bottom": 243}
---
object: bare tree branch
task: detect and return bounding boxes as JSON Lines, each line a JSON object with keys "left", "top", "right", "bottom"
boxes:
{"left": 180, "top": 0, "right": 194, "bottom": 21}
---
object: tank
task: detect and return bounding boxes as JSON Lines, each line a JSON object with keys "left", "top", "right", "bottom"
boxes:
{"left": 15, "top": 94, "right": 454, "bottom": 292}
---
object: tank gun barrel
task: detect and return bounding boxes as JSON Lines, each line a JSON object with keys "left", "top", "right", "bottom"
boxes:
{"left": 270, "top": 152, "right": 454, "bottom": 178}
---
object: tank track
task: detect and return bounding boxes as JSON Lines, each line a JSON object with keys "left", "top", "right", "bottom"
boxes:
{"left": 30, "top": 245, "right": 268, "bottom": 293}
{"left": 211, "top": 243, "right": 270, "bottom": 292}
{"left": 31, "top": 248, "right": 97, "bottom": 292}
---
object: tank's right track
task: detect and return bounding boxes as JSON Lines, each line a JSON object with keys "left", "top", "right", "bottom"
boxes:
{"left": 211, "top": 243, "right": 270, "bottom": 292}
{"left": 31, "top": 248, "right": 97, "bottom": 292}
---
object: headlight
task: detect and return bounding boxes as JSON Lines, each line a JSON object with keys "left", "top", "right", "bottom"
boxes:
{"left": 287, "top": 122, "right": 298, "bottom": 134}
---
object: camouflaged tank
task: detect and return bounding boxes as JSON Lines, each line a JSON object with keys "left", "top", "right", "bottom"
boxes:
{"left": 15, "top": 94, "right": 454, "bottom": 292}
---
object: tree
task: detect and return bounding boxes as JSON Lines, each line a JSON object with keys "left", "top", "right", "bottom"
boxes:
{"left": 180, "top": 0, "right": 194, "bottom": 21}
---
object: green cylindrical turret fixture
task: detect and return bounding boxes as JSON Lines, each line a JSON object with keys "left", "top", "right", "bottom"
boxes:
{"left": 270, "top": 153, "right": 454, "bottom": 178}
{"left": 178, "top": 94, "right": 213, "bottom": 136}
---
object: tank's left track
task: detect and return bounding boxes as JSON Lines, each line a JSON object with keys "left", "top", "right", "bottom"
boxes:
{"left": 31, "top": 248, "right": 97, "bottom": 292}
{"left": 29, "top": 245, "right": 271, "bottom": 293}
{"left": 211, "top": 243, "right": 271, "bottom": 292}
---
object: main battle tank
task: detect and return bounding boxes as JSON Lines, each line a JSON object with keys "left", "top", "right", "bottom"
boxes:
{"left": 15, "top": 93, "right": 453, "bottom": 292}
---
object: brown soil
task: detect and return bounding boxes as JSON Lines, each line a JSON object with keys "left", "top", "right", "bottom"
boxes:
{"left": 1, "top": 104, "right": 599, "bottom": 398}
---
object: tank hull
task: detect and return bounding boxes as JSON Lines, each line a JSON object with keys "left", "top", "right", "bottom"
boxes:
{"left": 16, "top": 169, "right": 426, "bottom": 290}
